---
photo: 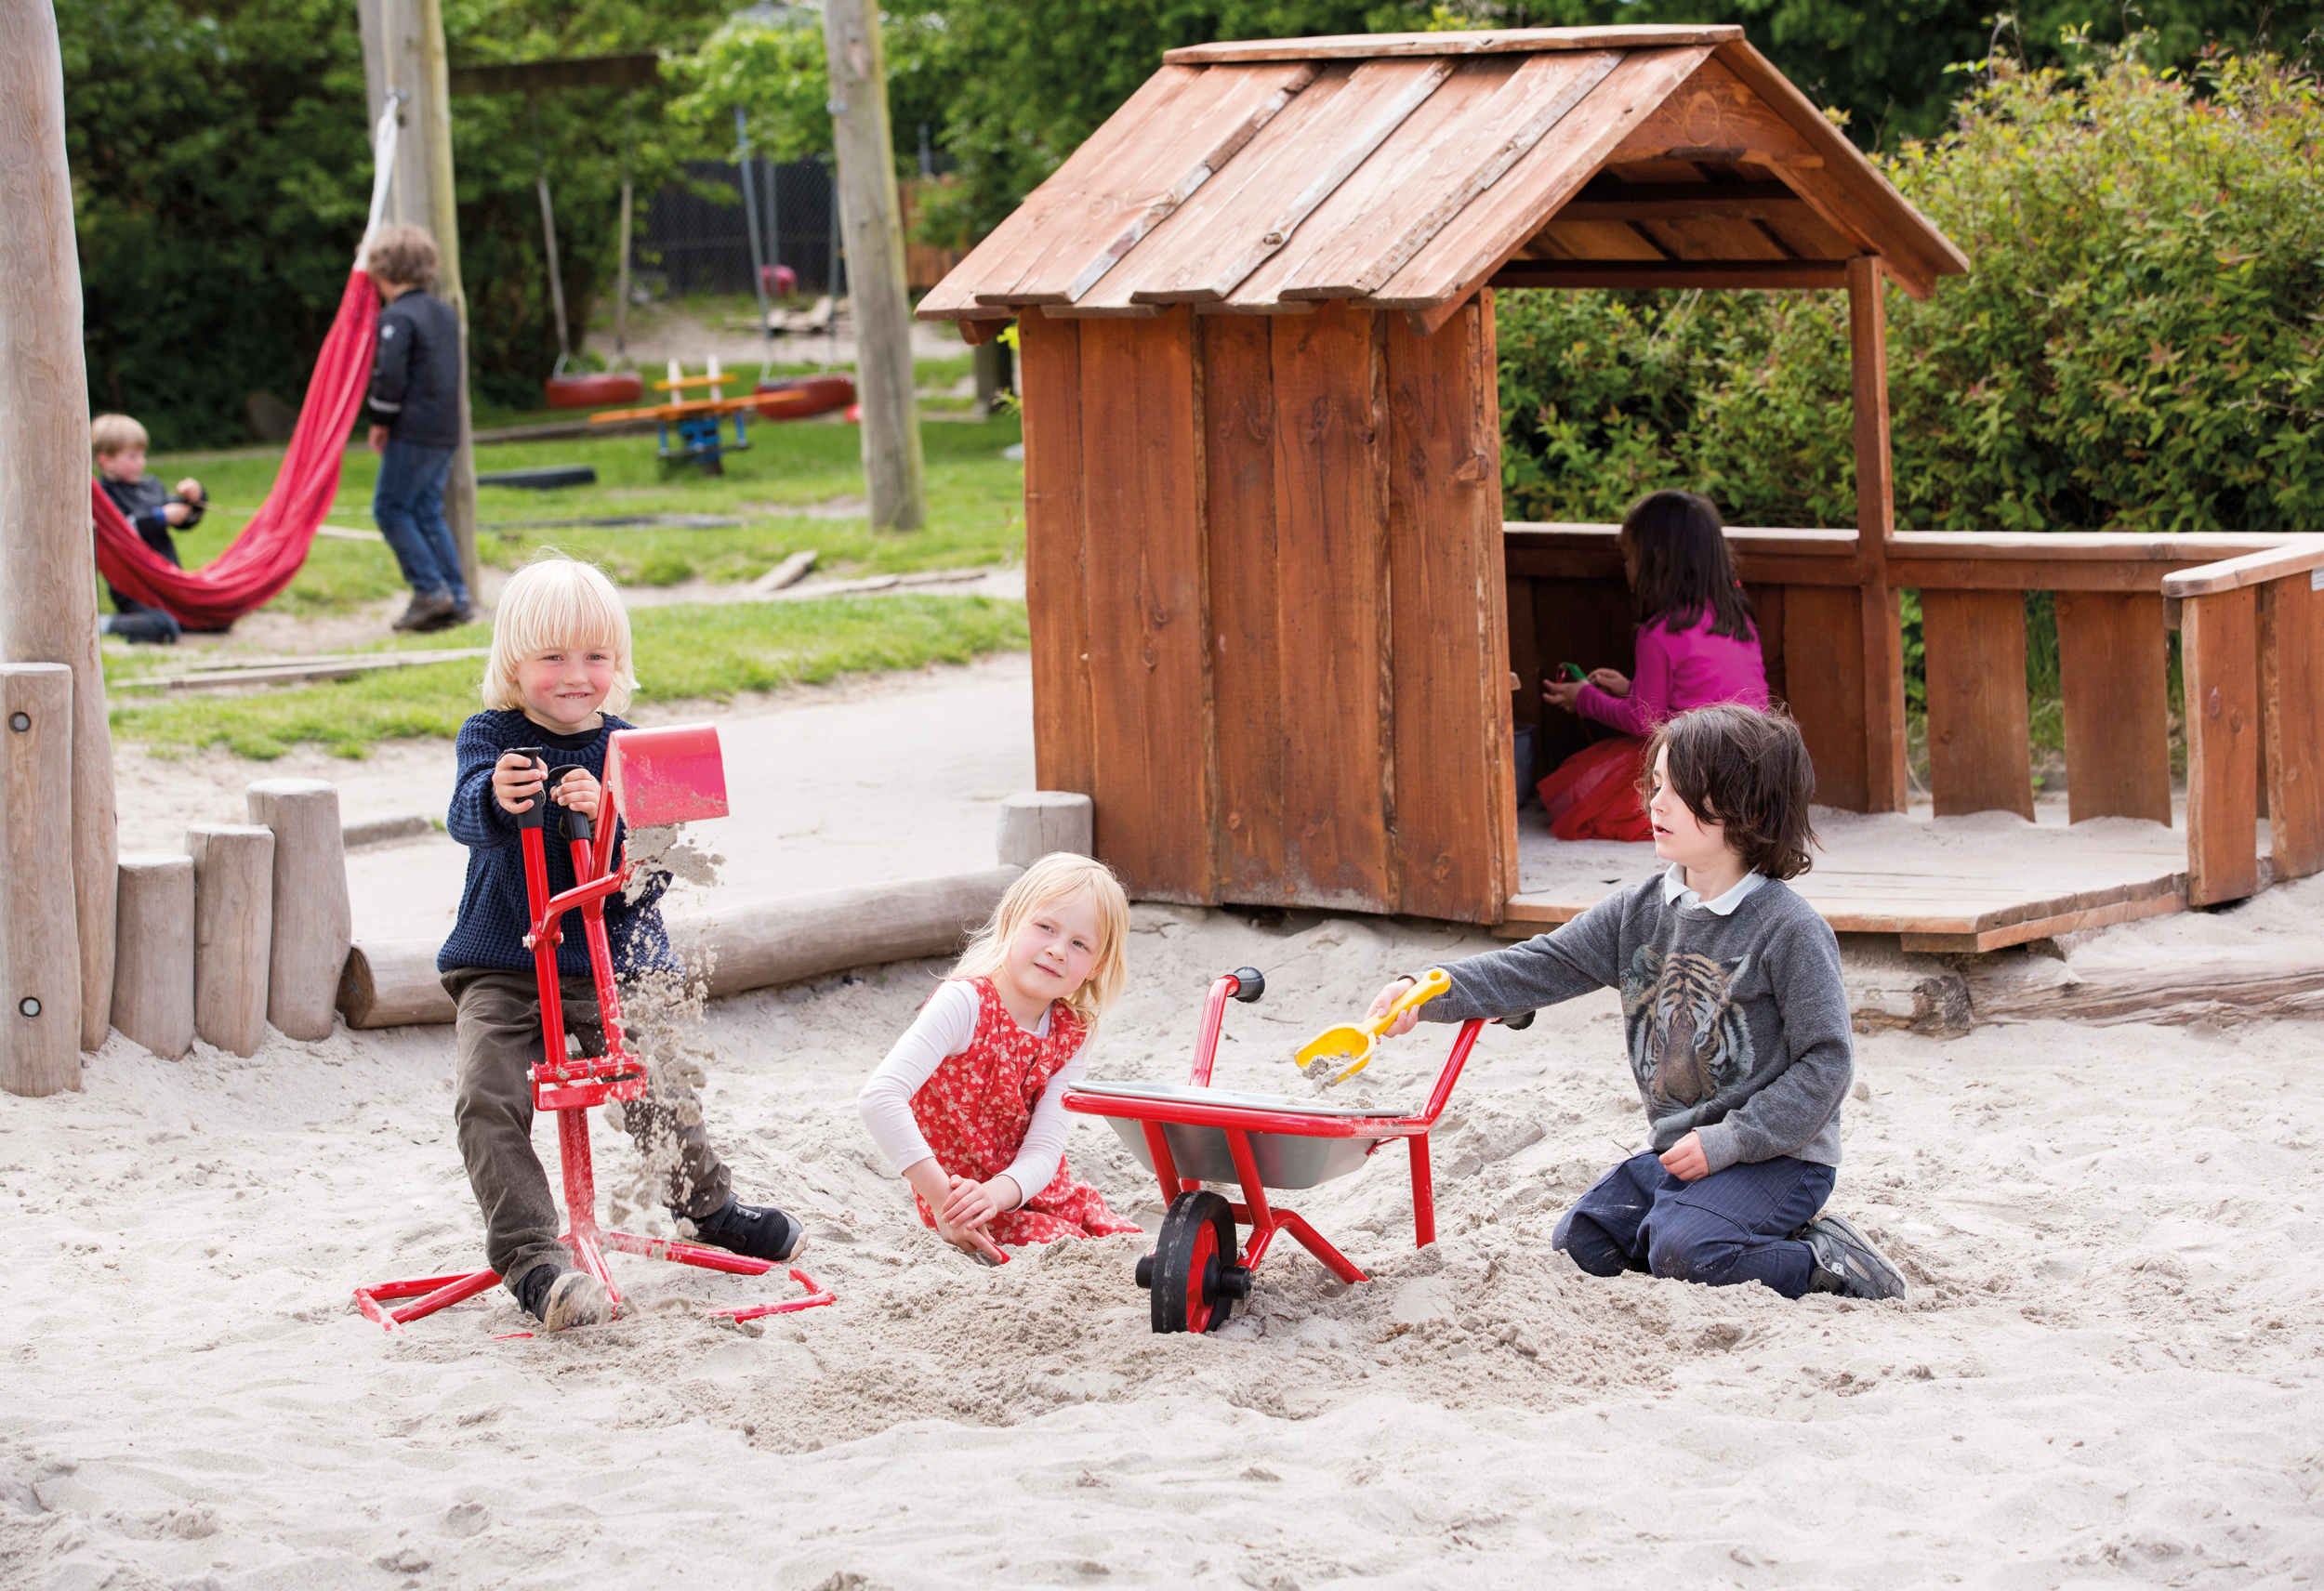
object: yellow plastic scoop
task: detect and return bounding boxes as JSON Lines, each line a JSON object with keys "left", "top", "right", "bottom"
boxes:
{"left": 1295, "top": 968, "right": 1452, "bottom": 1085}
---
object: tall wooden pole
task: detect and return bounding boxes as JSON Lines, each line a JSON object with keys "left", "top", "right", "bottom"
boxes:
{"left": 358, "top": 0, "right": 480, "bottom": 597}
{"left": 823, "top": 0, "right": 927, "bottom": 531}
{"left": 0, "top": 0, "right": 117, "bottom": 1059}
{"left": 1848, "top": 256, "right": 1908, "bottom": 812}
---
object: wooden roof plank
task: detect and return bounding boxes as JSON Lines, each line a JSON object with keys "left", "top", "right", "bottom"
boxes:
{"left": 1164, "top": 25, "right": 1740, "bottom": 64}
{"left": 972, "top": 60, "right": 1320, "bottom": 307}
{"left": 1711, "top": 39, "right": 1969, "bottom": 296}
{"left": 1275, "top": 48, "right": 1622, "bottom": 301}
{"left": 1125, "top": 57, "right": 1458, "bottom": 306}
{"left": 1367, "top": 45, "right": 1715, "bottom": 317}
{"left": 1607, "top": 57, "right": 1825, "bottom": 169}
{"left": 918, "top": 63, "right": 1205, "bottom": 318}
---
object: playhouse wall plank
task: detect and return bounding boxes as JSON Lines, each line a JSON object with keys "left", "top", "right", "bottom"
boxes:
{"left": 2054, "top": 590, "right": 2172, "bottom": 825}
{"left": 1921, "top": 588, "right": 2035, "bottom": 821}
{"left": 2183, "top": 585, "right": 2262, "bottom": 907}
{"left": 1777, "top": 585, "right": 1868, "bottom": 810}
{"left": 2260, "top": 570, "right": 2324, "bottom": 882}
{"left": 1017, "top": 313, "right": 1097, "bottom": 801}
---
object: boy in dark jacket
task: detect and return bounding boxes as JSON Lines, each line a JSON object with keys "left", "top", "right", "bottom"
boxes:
{"left": 363, "top": 224, "right": 473, "bottom": 633}
{"left": 90, "top": 412, "right": 201, "bottom": 644}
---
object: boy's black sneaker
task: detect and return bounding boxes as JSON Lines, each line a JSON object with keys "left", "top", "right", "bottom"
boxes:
{"left": 682, "top": 1198, "right": 807, "bottom": 1264}
{"left": 514, "top": 1263, "right": 614, "bottom": 1330}
{"left": 1794, "top": 1213, "right": 1909, "bottom": 1301}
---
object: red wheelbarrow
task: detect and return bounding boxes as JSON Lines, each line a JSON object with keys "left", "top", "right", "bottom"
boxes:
{"left": 353, "top": 723, "right": 834, "bottom": 1333}
{"left": 1062, "top": 968, "right": 1528, "bottom": 1334}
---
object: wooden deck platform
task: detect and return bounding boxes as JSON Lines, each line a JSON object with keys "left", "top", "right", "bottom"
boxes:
{"left": 1501, "top": 808, "right": 2233, "bottom": 951}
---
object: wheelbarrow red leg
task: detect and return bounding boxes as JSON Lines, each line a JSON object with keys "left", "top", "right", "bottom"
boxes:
{"left": 353, "top": 730, "right": 834, "bottom": 1334}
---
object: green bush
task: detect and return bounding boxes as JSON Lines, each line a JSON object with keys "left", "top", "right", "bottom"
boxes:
{"left": 1497, "top": 45, "right": 2324, "bottom": 536}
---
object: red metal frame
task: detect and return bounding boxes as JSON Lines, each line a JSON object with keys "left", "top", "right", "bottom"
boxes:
{"left": 1064, "top": 971, "right": 1486, "bottom": 1292}
{"left": 354, "top": 736, "right": 834, "bottom": 1334}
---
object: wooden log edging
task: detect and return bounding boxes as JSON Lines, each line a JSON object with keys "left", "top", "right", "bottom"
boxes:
{"left": 112, "top": 851, "right": 194, "bottom": 1059}
{"left": 246, "top": 779, "right": 351, "bottom": 1041}
{"left": 338, "top": 865, "right": 1023, "bottom": 1029}
{"left": 187, "top": 824, "right": 273, "bottom": 1057}
{"left": 0, "top": 664, "right": 81, "bottom": 1095}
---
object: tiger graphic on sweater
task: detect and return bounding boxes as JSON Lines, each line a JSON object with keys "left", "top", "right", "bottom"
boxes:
{"left": 1619, "top": 945, "right": 1753, "bottom": 1110}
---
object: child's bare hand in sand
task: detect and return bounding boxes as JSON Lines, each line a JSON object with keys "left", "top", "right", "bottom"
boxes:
{"left": 940, "top": 1172, "right": 1020, "bottom": 1233}
{"left": 551, "top": 768, "right": 601, "bottom": 822}
{"left": 492, "top": 751, "right": 546, "bottom": 814}
{"left": 1365, "top": 976, "right": 1424, "bottom": 1039}
{"left": 1658, "top": 1131, "right": 1709, "bottom": 1182}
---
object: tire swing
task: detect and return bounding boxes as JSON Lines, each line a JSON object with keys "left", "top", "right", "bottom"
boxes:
{"left": 537, "top": 110, "right": 642, "bottom": 411}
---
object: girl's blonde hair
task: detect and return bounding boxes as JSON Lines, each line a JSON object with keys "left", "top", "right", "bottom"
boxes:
{"left": 482, "top": 553, "right": 638, "bottom": 715}
{"left": 952, "top": 852, "right": 1130, "bottom": 1030}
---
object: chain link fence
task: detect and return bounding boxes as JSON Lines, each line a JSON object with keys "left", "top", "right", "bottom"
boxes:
{"left": 630, "top": 156, "right": 842, "bottom": 302}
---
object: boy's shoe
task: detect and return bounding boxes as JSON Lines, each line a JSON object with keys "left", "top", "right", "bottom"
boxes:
{"left": 392, "top": 590, "right": 456, "bottom": 631}
{"left": 515, "top": 1263, "right": 614, "bottom": 1330}
{"left": 682, "top": 1198, "right": 807, "bottom": 1264}
{"left": 1794, "top": 1213, "right": 1909, "bottom": 1301}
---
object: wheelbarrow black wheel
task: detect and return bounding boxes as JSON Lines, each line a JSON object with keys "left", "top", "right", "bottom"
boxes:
{"left": 1151, "top": 1190, "right": 1239, "bottom": 1335}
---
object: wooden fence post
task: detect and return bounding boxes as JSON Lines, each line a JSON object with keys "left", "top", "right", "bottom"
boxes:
{"left": 246, "top": 780, "right": 352, "bottom": 1041}
{"left": 188, "top": 824, "right": 275, "bottom": 1057}
{"left": 2181, "top": 589, "right": 2261, "bottom": 908}
{"left": 112, "top": 852, "right": 194, "bottom": 1059}
{"left": 1845, "top": 256, "right": 1908, "bottom": 813}
{"left": 0, "top": 0, "right": 119, "bottom": 1053}
{"left": 2259, "top": 571, "right": 2324, "bottom": 882}
{"left": 0, "top": 664, "right": 79, "bottom": 1095}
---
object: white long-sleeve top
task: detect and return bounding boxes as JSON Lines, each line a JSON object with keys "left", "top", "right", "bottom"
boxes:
{"left": 857, "top": 980, "right": 1089, "bottom": 1207}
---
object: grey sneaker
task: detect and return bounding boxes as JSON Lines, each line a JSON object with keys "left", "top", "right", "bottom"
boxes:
{"left": 515, "top": 1263, "right": 614, "bottom": 1330}
{"left": 392, "top": 589, "right": 456, "bottom": 632}
{"left": 1795, "top": 1213, "right": 1909, "bottom": 1300}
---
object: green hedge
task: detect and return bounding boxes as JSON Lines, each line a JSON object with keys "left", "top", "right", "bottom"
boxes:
{"left": 1498, "top": 46, "right": 2324, "bottom": 537}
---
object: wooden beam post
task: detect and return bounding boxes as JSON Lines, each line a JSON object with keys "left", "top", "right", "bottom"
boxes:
{"left": 0, "top": 665, "right": 80, "bottom": 1094}
{"left": 2182, "top": 588, "right": 2262, "bottom": 907}
{"left": 358, "top": 0, "right": 480, "bottom": 595}
{"left": 0, "top": 2, "right": 118, "bottom": 1054}
{"left": 823, "top": 0, "right": 929, "bottom": 531}
{"left": 1846, "top": 256, "right": 1908, "bottom": 812}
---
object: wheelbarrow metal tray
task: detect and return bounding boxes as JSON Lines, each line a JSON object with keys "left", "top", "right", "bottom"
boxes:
{"left": 1065, "top": 1080, "right": 1410, "bottom": 1191}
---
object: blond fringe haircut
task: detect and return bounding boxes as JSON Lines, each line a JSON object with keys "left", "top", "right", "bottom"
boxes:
{"left": 951, "top": 853, "right": 1130, "bottom": 1032}
{"left": 482, "top": 553, "right": 638, "bottom": 715}
{"left": 90, "top": 414, "right": 150, "bottom": 459}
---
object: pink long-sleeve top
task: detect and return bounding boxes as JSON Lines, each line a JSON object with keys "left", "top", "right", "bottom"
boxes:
{"left": 1577, "top": 607, "right": 1770, "bottom": 738}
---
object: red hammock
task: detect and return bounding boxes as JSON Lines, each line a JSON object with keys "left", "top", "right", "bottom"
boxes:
{"left": 91, "top": 267, "right": 380, "bottom": 631}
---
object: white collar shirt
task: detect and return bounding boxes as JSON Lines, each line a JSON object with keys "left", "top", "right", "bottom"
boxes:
{"left": 1661, "top": 863, "right": 1767, "bottom": 915}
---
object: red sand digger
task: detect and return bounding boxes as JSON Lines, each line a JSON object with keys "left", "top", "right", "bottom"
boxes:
{"left": 354, "top": 724, "right": 834, "bottom": 1334}
{"left": 1063, "top": 969, "right": 1532, "bottom": 1334}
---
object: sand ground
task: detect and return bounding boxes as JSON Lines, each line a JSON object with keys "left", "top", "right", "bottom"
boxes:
{"left": 11, "top": 660, "right": 2322, "bottom": 1588}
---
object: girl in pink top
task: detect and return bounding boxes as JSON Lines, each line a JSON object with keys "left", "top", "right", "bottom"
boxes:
{"left": 1538, "top": 491, "right": 1770, "bottom": 842}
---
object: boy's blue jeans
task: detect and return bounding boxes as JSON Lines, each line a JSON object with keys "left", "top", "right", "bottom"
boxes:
{"left": 1552, "top": 1150, "right": 1835, "bottom": 1298}
{"left": 372, "top": 437, "right": 469, "bottom": 603}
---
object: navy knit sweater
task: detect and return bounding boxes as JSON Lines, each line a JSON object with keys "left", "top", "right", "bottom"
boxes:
{"left": 438, "top": 709, "right": 673, "bottom": 981}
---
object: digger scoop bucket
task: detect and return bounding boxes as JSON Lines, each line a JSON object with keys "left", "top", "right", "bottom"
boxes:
{"left": 604, "top": 724, "right": 729, "bottom": 826}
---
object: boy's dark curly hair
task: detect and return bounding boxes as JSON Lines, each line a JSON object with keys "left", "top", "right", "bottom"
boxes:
{"left": 1639, "top": 703, "right": 1819, "bottom": 881}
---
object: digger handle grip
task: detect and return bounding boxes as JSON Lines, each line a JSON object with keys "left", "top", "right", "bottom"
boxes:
{"left": 1370, "top": 967, "right": 1450, "bottom": 1033}
{"left": 508, "top": 747, "right": 548, "bottom": 830}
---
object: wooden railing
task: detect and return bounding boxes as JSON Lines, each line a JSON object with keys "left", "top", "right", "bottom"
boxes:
{"left": 1504, "top": 523, "right": 2324, "bottom": 908}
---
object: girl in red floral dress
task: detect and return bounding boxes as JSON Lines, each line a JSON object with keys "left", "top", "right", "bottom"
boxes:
{"left": 858, "top": 854, "right": 1143, "bottom": 1257}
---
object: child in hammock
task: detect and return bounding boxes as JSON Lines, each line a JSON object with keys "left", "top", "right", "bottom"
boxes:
{"left": 1538, "top": 490, "right": 1769, "bottom": 842}
{"left": 91, "top": 413, "right": 203, "bottom": 645}
{"left": 858, "top": 853, "right": 1143, "bottom": 1257}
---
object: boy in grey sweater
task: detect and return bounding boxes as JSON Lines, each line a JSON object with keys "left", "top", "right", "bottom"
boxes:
{"left": 1371, "top": 704, "right": 1906, "bottom": 1300}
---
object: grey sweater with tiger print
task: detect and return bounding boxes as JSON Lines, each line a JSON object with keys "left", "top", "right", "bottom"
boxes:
{"left": 1419, "top": 873, "right": 1852, "bottom": 1175}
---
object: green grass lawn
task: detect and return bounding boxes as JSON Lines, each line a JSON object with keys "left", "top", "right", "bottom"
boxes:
{"left": 107, "top": 595, "right": 1029, "bottom": 760}
{"left": 118, "top": 408, "right": 1030, "bottom": 759}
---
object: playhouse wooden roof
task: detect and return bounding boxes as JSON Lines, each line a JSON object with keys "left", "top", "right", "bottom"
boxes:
{"left": 918, "top": 26, "right": 1967, "bottom": 332}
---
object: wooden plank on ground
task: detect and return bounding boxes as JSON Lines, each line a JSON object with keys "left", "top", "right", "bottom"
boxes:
{"left": 1920, "top": 588, "right": 2033, "bottom": 820}
{"left": 1386, "top": 295, "right": 1511, "bottom": 923}
{"left": 1778, "top": 585, "right": 1867, "bottom": 810}
{"left": 2182, "top": 586, "right": 2262, "bottom": 907}
{"left": 2260, "top": 569, "right": 2324, "bottom": 881}
{"left": 1018, "top": 313, "right": 1096, "bottom": 801}
{"left": 1271, "top": 301, "right": 1394, "bottom": 912}
{"left": 1369, "top": 46, "right": 1714, "bottom": 326}
{"left": 1200, "top": 313, "right": 1287, "bottom": 903}
{"left": 1892, "top": 890, "right": 2188, "bottom": 952}
{"left": 2054, "top": 590, "right": 2172, "bottom": 825}
{"left": 1076, "top": 310, "right": 1214, "bottom": 901}
{"left": 1124, "top": 58, "right": 1456, "bottom": 306}
{"left": 1273, "top": 50, "right": 1620, "bottom": 301}
{"left": 977, "top": 62, "right": 1320, "bottom": 307}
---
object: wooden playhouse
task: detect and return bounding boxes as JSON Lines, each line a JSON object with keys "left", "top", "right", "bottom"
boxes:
{"left": 919, "top": 24, "right": 2324, "bottom": 947}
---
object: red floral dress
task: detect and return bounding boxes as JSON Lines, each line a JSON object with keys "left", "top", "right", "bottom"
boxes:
{"left": 907, "top": 977, "right": 1142, "bottom": 1247}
